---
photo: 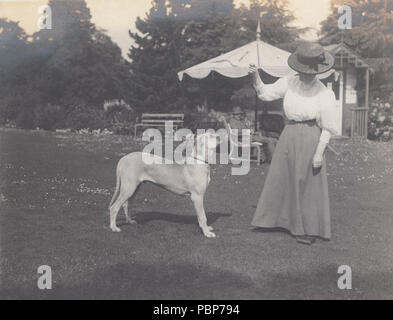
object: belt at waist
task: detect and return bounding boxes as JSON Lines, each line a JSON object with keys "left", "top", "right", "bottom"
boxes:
{"left": 287, "top": 119, "right": 317, "bottom": 126}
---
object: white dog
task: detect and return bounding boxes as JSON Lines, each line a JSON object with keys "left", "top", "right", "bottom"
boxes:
{"left": 108, "top": 132, "right": 220, "bottom": 238}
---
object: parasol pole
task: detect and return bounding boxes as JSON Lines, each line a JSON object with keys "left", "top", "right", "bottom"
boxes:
{"left": 254, "top": 18, "right": 262, "bottom": 131}
{"left": 256, "top": 18, "right": 261, "bottom": 66}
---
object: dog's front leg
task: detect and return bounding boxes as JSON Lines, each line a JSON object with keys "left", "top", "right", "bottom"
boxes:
{"left": 191, "top": 193, "right": 215, "bottom": 238}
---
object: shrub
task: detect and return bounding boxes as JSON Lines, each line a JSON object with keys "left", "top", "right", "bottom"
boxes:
{"left": 104, "top": 103, "right": 136, "bottom": 135}
{"left": 35, "top": 104, "right": 66, "bottom": 130}
{"left": 109, "top": 120, "right": 133, "bottom": 135}
{"left": 15, "top": 111, "right": 35, "bottom": 129}
{"left": 65, "top": 105, "right": 107, "bottom": 131}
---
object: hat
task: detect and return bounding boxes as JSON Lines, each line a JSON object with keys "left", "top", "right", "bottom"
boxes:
{"left": 288, "top": 42, "right": 334, "bottom": 75}
{"left": 231, "top": 106, "right": 245, "bottom": 115}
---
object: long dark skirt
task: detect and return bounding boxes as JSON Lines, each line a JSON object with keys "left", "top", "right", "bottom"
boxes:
{"left": 251, "top": 121, "right": 331, "bottom": 239}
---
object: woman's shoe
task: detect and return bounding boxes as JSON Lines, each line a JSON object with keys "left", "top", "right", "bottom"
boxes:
{"left": 296, "top": 235, "right": 316, "bottom": 245}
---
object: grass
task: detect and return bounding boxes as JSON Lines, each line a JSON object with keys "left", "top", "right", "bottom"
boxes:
{"left": 0, "top": 128, "right": 392, "bottom": 299}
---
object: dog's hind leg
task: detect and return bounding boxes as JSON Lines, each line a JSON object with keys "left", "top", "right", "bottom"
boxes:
{"left": 122, "top": 200, "right": 136, "bottom": 224}
{"left": 109, "top": 180, "right": 139, "bottom": 232}
{"left": 191, "top": 193, "right": 216, "bottom": 238}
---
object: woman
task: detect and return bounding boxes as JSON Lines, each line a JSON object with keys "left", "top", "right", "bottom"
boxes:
{"left": 249, "top": 42, "right": 338, "bottom": 245}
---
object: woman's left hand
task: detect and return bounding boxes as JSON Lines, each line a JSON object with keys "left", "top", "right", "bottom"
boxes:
{"left": 312, "top": 153, "right": 323, "bottom": 168}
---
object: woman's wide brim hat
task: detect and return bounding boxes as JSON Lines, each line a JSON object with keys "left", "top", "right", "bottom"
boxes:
{"left": 288, "top": 42, "right": 335, "bottom": 75}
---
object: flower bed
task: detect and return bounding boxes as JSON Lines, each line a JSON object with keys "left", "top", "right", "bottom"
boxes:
{"left": 368, "top": 99, "right": 393, "bottom": 141}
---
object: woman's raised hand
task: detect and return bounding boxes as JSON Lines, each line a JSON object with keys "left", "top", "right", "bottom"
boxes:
{"left": 248, "top": 64, "right": 258, "bottom": 75}
{"left": 248, "top": 64, "right": 262, "bottom": 87}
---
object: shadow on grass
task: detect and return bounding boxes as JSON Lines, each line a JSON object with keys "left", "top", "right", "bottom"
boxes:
{"left": 117, "top": 211, "right": 231, "bottom": 227}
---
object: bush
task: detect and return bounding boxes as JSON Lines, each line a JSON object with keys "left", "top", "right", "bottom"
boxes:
{"left": 104, "top": 103, "right": 136, "bottom": 135}
{"left": 65, "top": 105, "right": 107, "bottom": 131}
{"left": 368, "top": 99, "right": 393, "bottom": 141}
{"left": 15, "top": 111, "right": 35, "bottom": 130}
{"left": 109, "top": 121, "right": 133, "bottom": 135}
{"left": 10, "top": 102, "right": 137, "bottom": 136}
{"left": 35, "top": 104, "right": 66, "bottom": 130}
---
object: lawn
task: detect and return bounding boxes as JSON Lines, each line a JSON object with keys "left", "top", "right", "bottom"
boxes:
{"left": 0, "top": 128, "right": 392, "bottom": 299}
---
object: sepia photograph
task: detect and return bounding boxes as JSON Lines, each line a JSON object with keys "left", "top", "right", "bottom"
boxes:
{"left": 0, "top": 0, "right": 392, "bottom": 304}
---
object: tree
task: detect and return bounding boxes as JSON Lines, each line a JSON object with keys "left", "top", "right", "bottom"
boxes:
{"left": 0, "top": 19, "right": 33, "bottom": 121}
{"left": 32, "top": 0, "right": 131, "bottom": 108}
{"left": 128, "top": 0, "right": 185, "bottom": 111}
{"left": 0, "top": 0, "right": 132, "bottom": 130}
{"left": 0, "top": 19, "right": 28, "bottom": 69}
{"left": 320, "top": 0, "right": 393, "bottom": 99}
{"left": 320, "top": 0, "right": 393, "bottom": 58}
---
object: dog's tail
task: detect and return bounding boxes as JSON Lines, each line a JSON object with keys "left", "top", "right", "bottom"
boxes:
{"left": 108, "top": 165, "right": 121, "bottom": 209}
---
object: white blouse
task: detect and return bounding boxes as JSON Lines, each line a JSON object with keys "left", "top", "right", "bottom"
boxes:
{"left": 255, "top": 75, "right": 338, "bottom": 143}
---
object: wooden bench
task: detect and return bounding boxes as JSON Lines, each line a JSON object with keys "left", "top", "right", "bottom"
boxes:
{"left": 134, "top": 113, "right": 184, "bottom": 138}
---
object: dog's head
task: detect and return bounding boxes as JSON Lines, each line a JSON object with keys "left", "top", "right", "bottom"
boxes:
{"left": 186, "top": 131, "right": 220, "bottom": 163}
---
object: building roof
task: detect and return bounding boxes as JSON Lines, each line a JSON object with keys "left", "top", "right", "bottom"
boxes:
{"left": 323, "top": 43, "right": 373, "bottom": 71}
